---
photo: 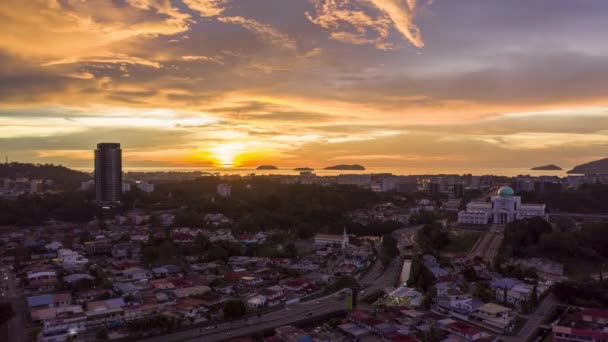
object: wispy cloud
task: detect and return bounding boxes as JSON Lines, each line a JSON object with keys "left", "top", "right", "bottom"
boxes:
{"left": 217, "top": 16, "right": 297, "bottom": 50}
{"left": 43, "top": 53, "right": 162, "bottom": 68}
{"left": 183, "top": 0, "right": 230, "bottom": 17}
{"left": 306, "top": 0, "right": 424, "bottom": 49}
{"left": 181, "top": 55, "right": 225, "bottom": 64}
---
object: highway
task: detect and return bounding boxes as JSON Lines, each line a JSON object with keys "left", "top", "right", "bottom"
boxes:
{"left": 468, "top": 225, "right": 504, "bottom": 262}
{"left": 359, "top": 225, "right": 423, "bottom": 302}
{"left": 139, "top": 290, "right": 348, "bottom": 342}
{"left": 502, "top": 294, "right": 557, "bottom": 342}
{"left": 0, "top": 265, "right": 26, "bottom": 342}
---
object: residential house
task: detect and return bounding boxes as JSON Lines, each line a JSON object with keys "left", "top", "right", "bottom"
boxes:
{"left": 174, "top": 298, "right": 207, "bottom": 318}
{"left": 172, "top": 285, "right": 211, "bottom": 299}
{"left": 27, "top": 293, "right": 72, "bottom": 309}
{"left": 152, "top": 265, "right": 182, "bottom": 278}
{"left": 246, "top": 294, "right": 267, "bottom": 308}
{"left": 470, "top": 303, "right": 514, "bottom": 331}
{"left": 438, "top": 318, "right": 490, "bottom": 341}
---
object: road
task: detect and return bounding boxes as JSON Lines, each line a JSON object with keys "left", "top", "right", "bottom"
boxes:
{"left": 0, "top": 265, "right": 26, "bottom": 342}
{"left": 548, "top": 212, "right": 608, "bottom": 220}
{"left": 468, "top": 225, "right": 504, "bottom": 262}
{"left": 394, "top": 225, "right": 423, "bottom": 251}
{"left": 359, "top": 226, "right": 423, "bottom": 302}
{"left": 139, "top": 290, "right": 348, "bottom": 342}
{"left": 502, "top": 294, "right": 557, "bottom": 342}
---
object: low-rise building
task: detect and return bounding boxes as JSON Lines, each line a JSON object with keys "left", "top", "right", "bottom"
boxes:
{"left": 553, "top": 307, "right": 608, "bottom": 342}
{"left": 470, "top": 303, "right": 514, "bottom": 331}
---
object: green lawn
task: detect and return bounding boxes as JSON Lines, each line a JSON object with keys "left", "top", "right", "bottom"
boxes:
{"left": 442, "top": 231, "right": 483, "bottom": 254}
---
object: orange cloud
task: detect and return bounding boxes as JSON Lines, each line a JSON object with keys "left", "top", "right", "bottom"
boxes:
{"left": 217, "top": 16, "right": 297, "bottom": 50}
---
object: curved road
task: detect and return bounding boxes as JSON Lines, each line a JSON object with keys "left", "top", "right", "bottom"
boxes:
{"left": 139, "top": 290, "right": 349, "bottom": 342}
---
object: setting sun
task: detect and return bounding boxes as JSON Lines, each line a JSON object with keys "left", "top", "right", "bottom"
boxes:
{"left": 209, "top": 143, "right": 245, "bottom": 168}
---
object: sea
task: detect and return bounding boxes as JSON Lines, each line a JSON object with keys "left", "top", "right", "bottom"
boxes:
{"left": 76, "top": 166, "right": 571, "bottom": 177}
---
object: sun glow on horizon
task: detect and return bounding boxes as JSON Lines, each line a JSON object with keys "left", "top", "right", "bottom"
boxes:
{"left": 209, "top": 143, "right": 246, "bottom": 168}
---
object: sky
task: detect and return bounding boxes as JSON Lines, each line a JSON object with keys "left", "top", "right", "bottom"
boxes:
{"left": 1, "top": 0, "right": 608, "bottom": 171}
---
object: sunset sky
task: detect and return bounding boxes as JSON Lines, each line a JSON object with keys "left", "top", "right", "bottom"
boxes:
{"left": 1, "top": 0, "right": 608, "bottom": 170}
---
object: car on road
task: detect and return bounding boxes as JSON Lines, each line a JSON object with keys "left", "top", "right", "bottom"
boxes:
{"left": 307, "top": 312, "right": 313, "bottom": 316}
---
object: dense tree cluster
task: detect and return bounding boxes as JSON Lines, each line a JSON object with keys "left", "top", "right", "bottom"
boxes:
{"left": 520, "top": 183, "right": 608, "bottom": 213}
{"left": 407, "top": 255, "right": 435, "bottom": 292}
{"left": 223, "top": 300, "right": 247, "bottom": 320}
{"left": 136, "top": 177, "right": 381, "bottom": 235}
{"left": 498, "top": 217, "right": 608, "bottom": 273}
{"left": 142, "top": 239, "right": 183, "bottom": 266}
{"left": 416, "top": 224, "right": 449, "bottom": 254}
{"left": 554, "top": 280, "right": 608, "bottom": 308}
{"left": 0, "top": 162, "right": 90, "bottom": 190}
{"left": 0, "top": 192, "right": 97, "bottom": 225}
{"left": 380, "top": 234, "right": 399, "bottom": 266}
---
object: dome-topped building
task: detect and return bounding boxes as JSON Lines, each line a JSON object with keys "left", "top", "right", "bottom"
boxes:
{"left": 458, "top": 185, "right": 546, "bottom": 225}
{"left": 497, "top": 186, "right": 515, "bottom": 198}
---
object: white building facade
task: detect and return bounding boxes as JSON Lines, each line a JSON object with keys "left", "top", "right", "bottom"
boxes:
{"left": 217, "top": 183, "right": 231, "bottom": 197}
{"left": 458, "top": 186, "right": 546, "bottom": 225}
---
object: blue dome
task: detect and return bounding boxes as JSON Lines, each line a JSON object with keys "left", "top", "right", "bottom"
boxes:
{"left": 497, "top": 186, "right": 514, "bottom": 198}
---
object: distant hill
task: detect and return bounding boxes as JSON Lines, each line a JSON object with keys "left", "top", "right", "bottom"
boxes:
{"left": 324, "top": 164, "right": 366, "bottom": 170}
{"left": 294, "top": 167, "right": 314, "bottom": 171}
{"left": 0, "top": 162, "right": 90, "bottom": 190}
{"left": 531, "top": 164, "right": 562, "bottom": 171}
{"left": 256, "top": 165, "right": 278, "bottom": 170}
{"left": 568, "top": 158, "right": 608, "bottom": 174}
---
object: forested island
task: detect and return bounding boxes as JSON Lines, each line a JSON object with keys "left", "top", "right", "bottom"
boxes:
{"left": 531, "top": 164, "right": 562, "bottom": 171}
{"left": 256, "top": 165, "right": 278, "bottom": 170}
{"left": 324, "top": 164, "right": 365, "bottom": 170}
{"left": 568, "top": 158, "right": 608, "bottom": 174}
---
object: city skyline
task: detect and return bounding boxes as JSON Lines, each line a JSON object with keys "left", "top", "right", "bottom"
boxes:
{"left": 2, "top": 0, "right": 608, "bottom": 170}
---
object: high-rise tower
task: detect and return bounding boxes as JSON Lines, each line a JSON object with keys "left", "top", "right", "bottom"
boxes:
{"left": 94, "top": 143, "right": 122, "bottom": 204}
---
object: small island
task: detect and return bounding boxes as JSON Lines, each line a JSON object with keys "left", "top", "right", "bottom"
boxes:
{"left": 568, "top": 158, "right": 608, "bottom": 174}
{"left": 324, "top": 164, "right": 366, "bottom": 170}
{"left": 256, "top": 165, "right": 279, "bottom": 170}
{"left": 294, "top": 167, "right": 314, "bottom": 171}
{"left": 531, "top": 164, "right": 562, "bottom": 171}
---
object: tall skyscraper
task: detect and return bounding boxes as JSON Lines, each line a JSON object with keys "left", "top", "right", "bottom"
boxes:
{"left": 95, "top": 143, "right": 122, "bottom": 204}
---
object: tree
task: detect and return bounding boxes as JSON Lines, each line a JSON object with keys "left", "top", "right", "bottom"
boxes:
{"left": 421, "top": 324, "right": 444, "bottom": 342}
{"left": 0, "top": 303, "right": 15, "bottom": 325}
{"left": 324, "top": 276, "right": 356, "bottom": 293}
{"left": 407, "top": 255, "right": 435, "bottom": 292}
{"left": 79, "top": 230, "right": 93, "bottom": 243}
{"left": 149, "top": 213, "right": 162, "bottom": 228}
{"left": 284, "top": 242, "right": 298, "bottom": 259}
{"left": 380, "top": 234, "right": 399, "bottom": 266}
{"left": 208, "top": 245, "right": 229, "bottom": 262}
{"left": 96, "top": 328, "right": 109, "bottom": 340}
{"left": 417, "top": 224, "right": 449, "bottom": 254}
{"left": 223, "top": 300, "right": 247, "bottom": 320}
{"left": 462, "top": 266, "right": 477, "bottom": 282}
{"left": 531, "top": 282, "right": 539, "bottom": 307}
{"left": 474, "top": 281, "right": 495, "bottom": 303}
